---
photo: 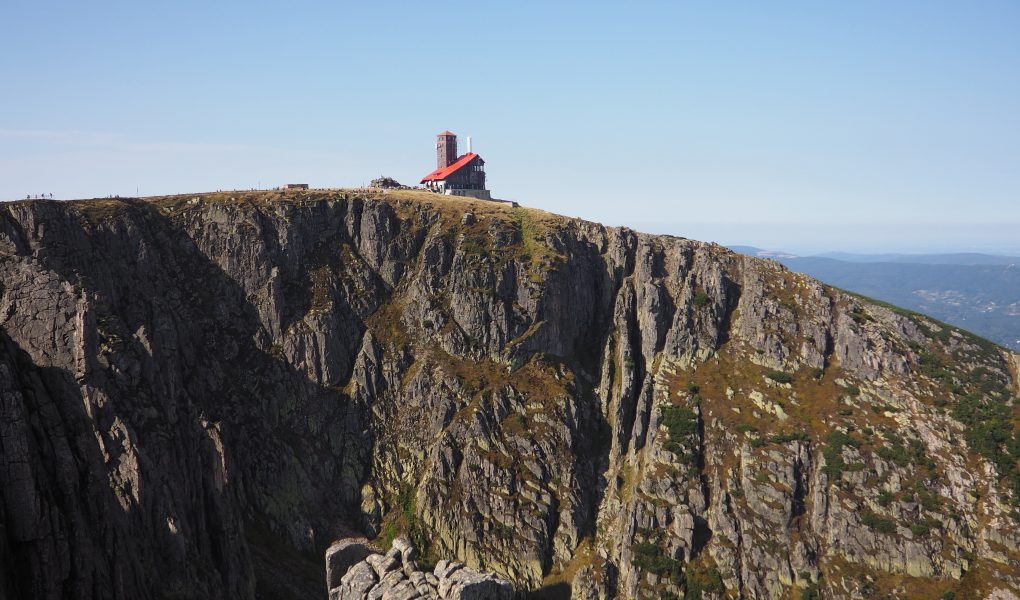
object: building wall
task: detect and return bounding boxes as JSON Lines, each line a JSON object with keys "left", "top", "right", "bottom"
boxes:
{"left": 443, "top": 156, "right": 486, "bottom": 190}
{"left": 437, "top": 134, "right": 458, "bottom": 169}
{"left": 446, "top": 189, "right": 492, "bottom": 200}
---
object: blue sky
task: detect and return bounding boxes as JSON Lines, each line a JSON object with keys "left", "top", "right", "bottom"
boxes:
{"left": 2, "top": 1, "right": 1018, "bottom": 254}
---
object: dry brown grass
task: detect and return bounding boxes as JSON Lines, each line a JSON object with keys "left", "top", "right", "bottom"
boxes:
{"left": 69, "top": 198, "right": 135, "bottom": 224}
{"left": 534, "top": 537, "right": 597, "bottom": 598}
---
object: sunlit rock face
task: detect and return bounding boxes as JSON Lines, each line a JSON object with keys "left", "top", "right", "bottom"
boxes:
{"left": 325, "top": 536, "right": 512, "bottom": 600}
{"left": 1, "top": 189, "right": 1019, "bottom": 599}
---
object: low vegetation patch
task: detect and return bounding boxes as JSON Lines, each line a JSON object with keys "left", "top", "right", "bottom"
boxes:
{"left": 510, "top": 207, "right": 563, "bottom": 278}
{"left": 822, "top": 430, "right": 861, "bottom": 480}
{"left": 875, "top": 433, "right": 932, "bottom": 471}
{"left": 630, "top": 542, "right": 680, "bottom": 576}
{"left": 916, "top": 349, "right": 951, "bottom": 382}
{"left": 769, "top": 431, "right": 810, "bottom": 444}
{"left": 660, "top": 405, "right": 701, "bottom": 468}
{"left": 800, "top": 579, "right": 821, "bottom": 600}
{"left": 683, "top": 564, "right": 724, "bottom": 600}
{"left": 952, "top": 389, "right": 1020, "bottom": 501}
{"left": 375, "top": 482, "right": 435, "bottom": 568}
{"left": 861, "top": 510, "right": 896, "bottom": 534}
{"left": 766, "top": 370, "right": 794, "bottom": 384}
{"left": 460, "top": 233, "right": 489, "bottom": 258}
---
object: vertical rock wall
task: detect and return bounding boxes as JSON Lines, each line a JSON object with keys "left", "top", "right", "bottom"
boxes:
{"left": 0, "top": 191, "right": 1018, "bottom": 599}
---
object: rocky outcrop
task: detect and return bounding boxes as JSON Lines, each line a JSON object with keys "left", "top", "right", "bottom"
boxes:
{"left": 327, "top": 536, "right": 511, "bottom": 600}
{"left": 369, "top": 177, "right": 404, "bottom": 190}
{"left": 327, "top": 539, "right": 381, "bottom": 592}
{"left": 1, "top": 189, "right": 1018, "bottom": 599}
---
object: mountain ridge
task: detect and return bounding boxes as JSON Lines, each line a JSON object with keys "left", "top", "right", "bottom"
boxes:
{"left": 1, "top": 189, "right": 1019, "bottom": 599}
{"left": 728, "top": 246, "right": 1020, "bottom": 352}
{"left": 729, "top": 246, "right": 1020, "bottom": 266}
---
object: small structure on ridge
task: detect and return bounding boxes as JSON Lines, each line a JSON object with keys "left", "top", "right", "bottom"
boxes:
{"left": 420, "top": 131, "right": 491, "bottom": 200}
{"left": 369, "top": 176, "right": 404, "bottom": 189}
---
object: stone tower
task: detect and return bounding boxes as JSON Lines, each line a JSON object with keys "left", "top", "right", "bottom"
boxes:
{"left": 436, "top": 131, "right": 458, "bottom": 169}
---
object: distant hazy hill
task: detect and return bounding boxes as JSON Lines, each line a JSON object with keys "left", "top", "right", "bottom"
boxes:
{"left": 732, "top": 248, "right": 1020, "bottom": 350}
{"left": 815, "top": 251, "right": 1020, "bottom": 266}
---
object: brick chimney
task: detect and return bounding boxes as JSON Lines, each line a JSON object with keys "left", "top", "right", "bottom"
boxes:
{"left": 436, "top": 131, "right": 457, "bottom": 169}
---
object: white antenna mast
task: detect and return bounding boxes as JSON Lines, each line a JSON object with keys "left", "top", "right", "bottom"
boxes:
{"left": 467, "top": 136, "right": 473, "bottom": 153}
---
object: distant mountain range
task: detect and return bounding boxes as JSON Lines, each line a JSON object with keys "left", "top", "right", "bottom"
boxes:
{"left": 812, "top": 251, "right": 1020, "bottom": 266}
{"left": 730, "top": 246, "right": 1020, "bottom": 351}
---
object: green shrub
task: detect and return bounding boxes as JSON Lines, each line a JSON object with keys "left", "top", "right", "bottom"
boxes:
{"left": 461, "top": 234, "right": 489, "bottom": 257}
{"left": 376, "top": 482, "right": 436, "bottom": 567}
{"left": 683, "top": 565, "right": 724, "bottom": 600}
{"left": 917, "top": 489, "right": 940, "bottom": 512}
{"left": 770, "top": 431, "right": 810, "bottom": 444}
{"left": 876, "top": 434, "right": 933, "bottom": 472}
{"left": 877, "top": 490, "right": 894, "bottom": 506}
{"left": 967, "top": 366, "right": 1008, "bottom": 396}
{"left": 810, "top": 367, "right": 825, "bottom": 380}
{"left": 693, "top": 292, "right": 711, "bottom": 308}
{"left": 822, "top": 430, "right": 861, "bottom": 480}
{"left": 827, "top": 430, "right": 861, "bottom": 449}
{"left": 660, "top": 405, "right": 700, "bottom": 465}
{"left": 910, "top": 522, "right": 931, "bottom": 536}
{"left": 631, "top": 542, "right": 680, "bottom": 576}
{"left": 801, "top": 580, "right": 821, "bottom": 600}
{"left": 876, "top": 444, "right": 908, "bottom": 466}
{"left": 861, "top": 510, "right": 896, "bottom": 534}
{"left": 766, "top": 370, "right": 794, "bottom": 384}
{"left": 661, "top": 406, "right": 698, "bottom": 437}
{"left": 953, "top": 390, "right": 1020, "bottom": 504}
{"left": 735, "top": 423, "right": 759, "bottom": 434}
{"left": 917, "top": 350, "right": 951, "bottom": 381}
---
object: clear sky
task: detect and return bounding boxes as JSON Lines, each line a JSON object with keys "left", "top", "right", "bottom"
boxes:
{"left": 2, "top": 1, "right": 1018, "bottom": 254}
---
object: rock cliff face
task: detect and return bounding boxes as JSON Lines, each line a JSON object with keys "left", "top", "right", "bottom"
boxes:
{"left": 1, "top": 189, "right": 1019, "bottom": 599}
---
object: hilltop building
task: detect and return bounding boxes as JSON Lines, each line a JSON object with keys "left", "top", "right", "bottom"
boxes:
{"left": 420, "top": 131, "right": 491, "bottom": 200}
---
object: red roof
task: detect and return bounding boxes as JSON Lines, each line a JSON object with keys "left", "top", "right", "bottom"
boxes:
{"left": 420, "top": 153, "right": 479, "bottom": 183}
{"left": 438, "top": 130, "right": 456, "bottom": 137}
